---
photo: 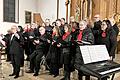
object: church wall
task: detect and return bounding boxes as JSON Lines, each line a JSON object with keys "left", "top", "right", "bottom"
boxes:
{"left": 92, "top": 0, "right": 100, "bottom": 19}
{"left": 0, "top": 0, "right": 67, "bottom": 34}
{"left": 19, "top": 0, "right": 38, "bottom": 26}
{"left": 37, "top": 0, "right": 66, "bottom": 23}
{"left": 0, "top": 0, "right": 38, "bottom": 34}
{"left": 92, "top": 0, "right": 120, "bottom": 20}
{"left": 37, "top": 0, "right": 57, "bottom": 22}
{"left": 0, "top": 0, "right": 3, "bottom": 22}
{"left": 0, "top": 0, "right": 17, "bottom": 34}
{"left": 59, "top": 0, "right": 66, "bottom": 20}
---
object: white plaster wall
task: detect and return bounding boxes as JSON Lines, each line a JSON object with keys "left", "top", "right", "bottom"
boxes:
{"left": 59, "top": 0, "right": 70, "bottom": 23}
{"left": 0, "top": 0, "right": 68, "bottom": 34}
{"left": 37, "top": 0, "right": 66, "bottom": 22}
{"left": 0, "top": 0, "right": 15, "bottom": 34}
{"left": 0, "top": 0, "right": 3, "bottom": 22}
{"left": 37, "top": 0, "right": 57, "bottom": 22}
{"left": 19, "top": 0, "right": 38, "bottom": 26}
{"left": 0, "top": 22, "right": 18, "bottom": 34}
{"left": 59, "top": 0, "right": 66, "bottom": 19}
{"left": 0, "top": 0, "right": 37, "bottom": 34}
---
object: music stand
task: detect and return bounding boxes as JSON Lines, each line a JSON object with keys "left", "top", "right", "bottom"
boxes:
{"left": 40, "top": 55, "right": 50, "bottom": 71}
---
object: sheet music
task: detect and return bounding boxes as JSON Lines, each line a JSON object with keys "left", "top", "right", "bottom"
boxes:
{"left": 80, "top": 46, "right": 92, "bottom": 64}
{"left": 80, "top": 45, "right": 110, "bottom": 64}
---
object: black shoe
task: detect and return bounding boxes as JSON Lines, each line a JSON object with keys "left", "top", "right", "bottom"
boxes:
{"left": 26, "top": 70, "right": 34, "bottom": 73}
{"left": 26, "top": 57, "right": 29, "bottom": 61}
{"left": 6, "top": 60, "right": 10, "bottom": 62}
{"left": 33, "top": 73, "right": 38, "bottom": 76}
{"left": 60, "top": 77, "right": 65, "bottom": 80}
{"left": 9, "top": 73, "right": 15, "bottom": 76}
{"left": 48, "top": 73, "right": 53, "bottom": 75}
{"left": 53, "top": 74, "right": 59, "bottom": 77}
{"left": 14, "top": 75, "right": 19, "bottom": 79}
{"left": 46, "top": 67, "right": 49, "bottom": 70}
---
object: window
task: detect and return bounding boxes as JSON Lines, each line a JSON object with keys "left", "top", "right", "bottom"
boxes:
{"left": 3, "top": 0, "right": 19, "bottom": 23}
{"left": 25, "top": 11, "right": 31, "bottom": 23}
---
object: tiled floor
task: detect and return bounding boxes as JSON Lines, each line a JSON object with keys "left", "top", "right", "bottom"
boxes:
{"left": 0, "top": 53, "right": 120, "bottom": 80}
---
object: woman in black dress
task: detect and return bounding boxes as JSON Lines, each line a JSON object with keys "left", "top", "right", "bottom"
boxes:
{"left": 96, "top": 20, "right": 117, "bottom": 80}
{"left": 47, "top": 26, "right": 61, "bottom": 77}
{"left": 98, "top": 20, "right": 117, "bottom": 60}
{"left": 60, "top": 24, "right": 72, "bottom": 80}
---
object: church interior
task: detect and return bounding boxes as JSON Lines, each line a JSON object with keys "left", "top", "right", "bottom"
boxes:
{"left": 0, "top": 0, "right": 120, "bottom": 80}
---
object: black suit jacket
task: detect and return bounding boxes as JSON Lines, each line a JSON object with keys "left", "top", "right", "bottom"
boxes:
{"left": 9, "top": 32, "right": 24, "bottom": 55}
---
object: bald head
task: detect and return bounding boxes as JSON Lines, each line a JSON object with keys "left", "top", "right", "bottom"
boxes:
{"left": 70, "top": 16, "right": 75, "bottom": 22}
{"left": 94, "top": 14, "right": 100, "bottom": 18}
{"left": 94, "top": 14, "right": 100, "bottom": 22}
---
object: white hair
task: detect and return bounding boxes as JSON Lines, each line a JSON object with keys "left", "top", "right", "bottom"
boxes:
{"left": 79, "top": 20, "right": 87, "bottom": 26}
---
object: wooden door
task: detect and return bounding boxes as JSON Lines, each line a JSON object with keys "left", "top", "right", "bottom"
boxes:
{"left": 33, "top": 13, "right": 44, "bottom": 26}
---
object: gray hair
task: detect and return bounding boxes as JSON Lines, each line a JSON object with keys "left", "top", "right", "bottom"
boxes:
{"left": 79, "top": 20, "right": 87, "bottom": 26}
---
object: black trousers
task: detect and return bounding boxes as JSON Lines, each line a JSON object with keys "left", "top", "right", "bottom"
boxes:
{"left": 61, "top": 48, "right": 71, "bottom": 80}
{"left": 78, "top": 70, "right": 90, "bottom": 80}
{"left": 49, "top": 63, "right": 59, "bottom": 75}
{"left": 29, "top": 50, "right": 44, "bottom": 73}
{"left": 7, "top": 53, "right": 11, "bottom": 61}
{"left": 24, "top": 43, "right": 30, "bottom": 60}
{"left": 64, "top": 64, "right": 70, "bottom": 80}
{"left": 29, "top": 52, "right": 36, "bottom": 71}
{"left": 5, "top": 47, "right": 11, "bottom": 61}
{"left": 101, "top": 77, "right": 107, "bottom": 80}
{"left": 10, "top": 54, "right": 21, "bottom": 75}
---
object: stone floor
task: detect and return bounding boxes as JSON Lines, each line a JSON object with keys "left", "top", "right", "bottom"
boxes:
{"left": 0, "top": 53, "right": 120, "bottom": 80}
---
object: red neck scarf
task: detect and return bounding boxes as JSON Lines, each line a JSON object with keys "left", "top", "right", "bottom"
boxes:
{"left": 62, "top": 32, "right": 70, "bottom": 40}
{"left": 102, "top": 31, "right": 106, "bottom": 38}
{"left": 77, "top": 30, "right": 83, "bottom": 41}
{"left": 52, "top": 32, "right": 56, "bottom": 37}
{"left": 72, "top": 28, "right": 75, "bottom": 32}
{"left": 24, "top": 27, "right": 31, "bottom": 32}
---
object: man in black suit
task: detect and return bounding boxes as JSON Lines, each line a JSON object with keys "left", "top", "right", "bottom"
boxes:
{"left": 9, "top": 25, "right": 24, "bottom": 78}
